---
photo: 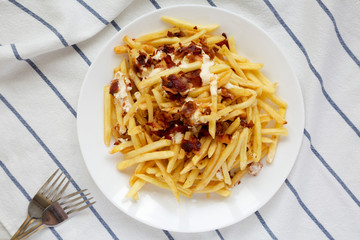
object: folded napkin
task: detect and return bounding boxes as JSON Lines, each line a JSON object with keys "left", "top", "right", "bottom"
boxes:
{"left": 0, "top": 0, "right": 359, "bottom": 239}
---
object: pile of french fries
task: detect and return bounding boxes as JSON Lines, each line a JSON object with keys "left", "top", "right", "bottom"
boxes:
{"left": 104, "top": 16, "right": 288, "bottom": 202}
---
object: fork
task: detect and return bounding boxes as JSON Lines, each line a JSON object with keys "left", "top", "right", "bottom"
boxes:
{"left": 11, "top": 169, "right": 71, "bottom": 239}
{"left": 13, "top": 189, "right": 96, "bottom": 240}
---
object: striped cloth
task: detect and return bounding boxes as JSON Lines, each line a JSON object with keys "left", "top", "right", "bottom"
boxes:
{"left": 0, "top": 0, "right": 359, "bottom": 239}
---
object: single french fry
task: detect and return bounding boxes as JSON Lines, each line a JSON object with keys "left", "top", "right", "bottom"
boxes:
{"left": 114, "top": 45, "right": 130, "bottom": 54}
{"left": 183, "top": 168, "right": 200, "bottom": 189}
{"left": 124, "top": 139, "right": 172, "bottom": 159}
{"left": 117, "top": 151, "right": 174, "bottom": 170}
{"left": 210, "top": 63, "right": 231, "bottom": 74}
{"left": 126, "top": 179, "right": 146, "bottom": 199}
{"left": 239, "top": 128, "right": 250, "bottom": 170}
{"left": 207, "top": 139, "right": 217, "bottom": 158}
{"left": 135, "top": 27, "right": 179, "bottom": 42}
{"left": 161, "top": 16, "right": 219, "bottom": 32}
{"left": 104, "top": 85, "right": 111, "bottom": 146}
{"left": 230, "top": 168, "right": 248, "bottom": 188}
{"left": 225, "top": 117, "right": 240, "bottom": 135}
{"left": 182, "top": 29, "right": 206, "bottom": 44}
{"left": 261, "top": 128, "right": 288, "bottom": 136}
{"left": 228, "top": 36, "right": 237, "bottom": 53}
{"left": 253, "top": 106, "right": 262, "bottom": 162}
{"left": 267, "top": 108, "right": 286, "bottom": 163}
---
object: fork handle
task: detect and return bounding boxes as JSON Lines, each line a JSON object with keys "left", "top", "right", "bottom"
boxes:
{"left": 11, "top": 215, "right": 35, "bottom": 239}
{"left": 11, "top": 221, "right": 45, "bottom": 240}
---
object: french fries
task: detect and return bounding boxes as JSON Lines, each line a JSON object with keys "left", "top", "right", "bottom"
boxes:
{"left": 104, "top": 16, "right": 288, "bottom": 202}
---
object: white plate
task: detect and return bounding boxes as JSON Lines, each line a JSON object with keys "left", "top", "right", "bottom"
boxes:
{"left": 77, "top": 5, "right": 304, "bottom": 233}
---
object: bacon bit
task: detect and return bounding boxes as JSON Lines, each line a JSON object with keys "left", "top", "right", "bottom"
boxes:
{"left": 175, "top": 42, "right": 202, "bottom": 58}
{"left": 163, "top": 55, "right": 176, "bottom": 68}
{"left": 240, "top": 119, "right": 254, "bottom": 128}
{"left": 217, "top": 134, "right": 232, "bottom": 144}
{"left": 183, "top": 69, "right": 202, "bottom": 87}
{"left": 167, "top": 92, "right": 186, "bottom": 104}
{"left": 215, "top": 122, "right": 226, "bottom": 135}
{"left": 180, "top": 101, "right": 197, "bottom": 118}
{"left": 193, "top": 26, "right": 198, "bottom": 30}
{"left": 109, "top": 79, "right": 119, "bottom": 95}
{"left": 222, "top": 33, "right": 228, "bottom": 39}
{"left": 150, "top": 109, "right": 176, "bottom": 130}
{"left": 216, "top": 39, "right": 229, "bottom": 49}
{"left": 181, "top": 137, "right": 201, "bottom": 153}
{"left": 248, "top": 162, "right": 263, "bottom": 176}
{"left": 198, "top": 125, "right": 210, "bottom": 138}
{"left": 136, "top": 52, "right": 147, "bottom": 65}
{"left": 162, "top": 70, "right": 201, "bottom": 95}
{"left": 200, "top": 38, "right": 215, "bottom": 60}
{"left": 114, "top": 140, "right": 121, "bottom": 145}
{"left": 166, "top": 31, "right": 184, "bottom": 38}
{"left": 159, "top": 44, "right": 175, "bottom": 54}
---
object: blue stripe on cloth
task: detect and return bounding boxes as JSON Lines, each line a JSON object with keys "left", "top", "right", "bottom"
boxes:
{"left": 76, "top": 0, "right": 109, "bottom": 25}
{"left": 315, "top": 0, "right": 360, "bottom": 67}
{"left": 149, "top": 0, "right": 161, "bottom": 9}
{"left": 162, "top": 230, "right": 174, "bottom": 240}
{"left": 207, "top": 0, "right": 217, "bottom": 7}
{"left": 72, "top": 44, "right": 92, "bottom": 66}
{"left": 10, "top": 44, "right": 77, "bottom": 118}
{"left": 285, "top": 179, "right": 334, "bottom": 240}
{"left": 0, "top": 160, "right": 63, "bottom": 239}
{"left": 111, "top": 20, "right": 121, "bottom": 32}
{"left": 304, "top": 129, "right": 360, "bottom": 207}
{"left": 215, "top": 229, "right": 225, "bottom": 240}
{"left": 254, "top": 211, "right": 277, "bottom": 239}
{"left": 263, "top": 0, "right": 360, "bottom": 138}
{"left": 9, "top": 0, "right": 68, "bottom": 47}
{"left": 0, "top": 94, "right": 119, "bottom": 240}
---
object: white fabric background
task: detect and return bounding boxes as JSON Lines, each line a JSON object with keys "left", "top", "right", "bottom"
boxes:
{"left": 0, "top": 0, "right": 359, "bottom": 239}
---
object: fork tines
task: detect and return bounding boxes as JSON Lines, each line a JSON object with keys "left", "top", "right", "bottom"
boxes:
{"left": 59, "top": 189, "right": 95, "bottom": 215}
{"left": 38, "top": 169, "right": 71, "bottom": 202}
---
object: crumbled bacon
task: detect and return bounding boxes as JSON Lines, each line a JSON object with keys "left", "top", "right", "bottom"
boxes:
{"left": 162, "top": 70, "right": 202, "bottom": 96}
{"left": 200, "top": 38, "right": 215, "bottom": 60}
{"left": 193, "top": 26, "right": 198, "bottom": 30}
{"left": 222, "top": 33, "right": 228, "bottom": 39}
{"left": 180, "top": 101, "right": 197, "bottom": 118}
{"left": 163, "top": 55, "right": 176, "bottom": 68}
{"left": 248, "top": 162, "right": 263, "bottom": 176}
{"left": 109, "top": 79, "right": 119, "bottom": 95}
{"left": 198, "top": 125, "right": 210, "bottom": 138}
{"left": 217, "top": 134, "right": 232, "bottom": 144}
{"left": 215, "top": 122, "right": 225, "bottom": 135}
{"left": 183, "top": 69, "right": 202, "bottom": 87}
{"left": 216, "top": 39, "right": 229, "bottom": 49}
{"left": 167, "top": 92, "right": 186, "bottom": 104}
{"left": 162, "top": 74, "right": 188, "bottom": 95}
{"left": 150, "top": 109, "right": 176, "bottom": 130}
{"left": 240, "top": 119, "right": 254, "bottom": 128}
{"left": 159, "top": 44, "right": 175, "bottom": 54}
{"left": 114, "top": 140, "right": 121, "bottom": 145}
{"left": 136, "top": 52, "right": 147, "bottom": 65}
{"left": 167, "top": 31, "right": 185, "bottom": 38}
{"left": 181, "top": 137, "right": 201, "bottom": 153}
{"left": 175, "top": 42, "right": 202, "bottom": 59}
